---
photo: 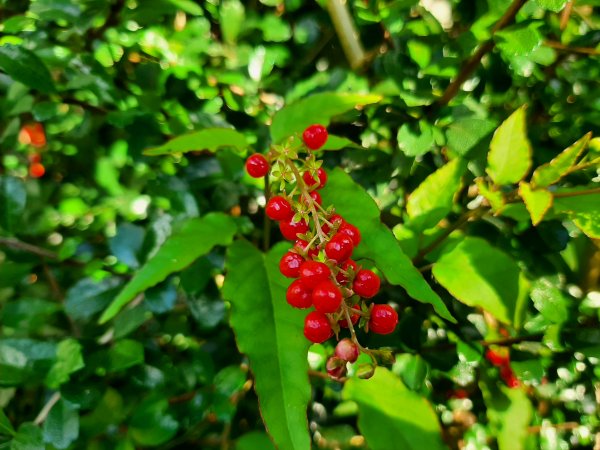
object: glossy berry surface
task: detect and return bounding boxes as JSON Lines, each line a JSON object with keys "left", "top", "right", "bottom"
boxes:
{"left": 29, "top": 163, "right": 46, "bottom": 178}
{"left": 312, "top": 280, "right": 343, "bottom": 313}
{"left": 299, "top": 261, "right": 331, "bottom": 289}
{"left": 304, "top": 311, "right": 332, "bottom": 343}
{"left": 325, "top": 234, "right": 354, "bottom": 263}
{"left": 279, "top": 217, "right": 309, "bottom": 240}
{"left": 353, "top": 269, "right": 380, "bottom": 298}
{"left": 338, "top": 306, "right": 360, "bottom": 328}
{"left": 245, "top": 154, "right": 270, "bottom": 178}
{"left": 286, "top": 279, "right": 313, "bottom": 309}
{"left": 336, "top": 259, "right": 358, "bottom": 284}
{"left": 303, "top": 167, "right": 328, "bottom": 189}
{"left": 309, "top": 190, "right": 322, "bottom": 205}
{"left": 294, "top": 240, "right": 318, "bottom": 258}
{"left": 335, "top": 338, "right": 360, "bottom": 363}
{"left": 266, "top": 196, "right": 293, "bottom": 221}
{"left": 302, "top": 124, "right": 328, "bottom": 150}
{"left": 339, "top": 222, "right": 361, "bottom": 246}
{"left": 322, "top": 214, "right": 344, "bottom": 234}
{"left": 368, "top": 304, "right": 398, "bottom": 335}
{"left": 279, "top": 251, "right": 304, "bottom": 278}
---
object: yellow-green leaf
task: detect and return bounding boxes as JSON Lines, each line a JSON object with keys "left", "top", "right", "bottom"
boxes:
{"left": 518, "top": 182, "right": 553, "bottom": 225}
{"left": 144, "top": 128, "right": 247, "bottom": 156}
{"left": 531, "top": 133, "right": 591, "bottom": 187}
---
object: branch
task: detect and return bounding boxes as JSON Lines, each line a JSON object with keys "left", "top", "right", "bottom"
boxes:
{"left": 0, "top": 237, "right": 57, "bottom": 259}
{"left": 433, "top": 0, "right": 527, "bottom": 107}
{"left": 560, "top": 0, "right": 574, "bottom": 31}
{"left": 326, "top": 0, "right": 367, "bottom": 70}
{"left": 34, "top": 392, "right": 61, "bottom": 425}
{"left": 553, "top": 187, "right": 600, "bottom": 199}
{"left": 545, "top": 40, "right": 600, "bottom": 56}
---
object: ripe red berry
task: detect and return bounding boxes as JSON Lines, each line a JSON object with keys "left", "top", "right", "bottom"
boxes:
{"left": 304, "top": 311, "right": 333, "bottom": 343}
{"left": 286, "top": 279, "right": 313, "bottom": 309}
{"left": 279, "top": 217, "right": 309, "bottom": 240}
{"left": 279, "top": 251, "right": 304, "bottom": 278}
{"left": 338, "top": 222, "right": 361, "bottom": 246}
{"left": 266, "top": 196, "right": 293, "bottom": 221}
{"left": 312, "top": 280, "right": 343, "bottom": 313}
{"left": 302, "top": 124, "right": 328, "bottom": 150}
{"left": 295, "top": 240, "right": 319, "bottom": 258}
{"left": 19, "top": 123, "right": 46, "bottom": 148}
{"left": 353, "top": 269, "right": 380, "bottom": 298}
{"left": 368, "top": 304, "right": 398, "bottom": 335}
{"left": 325, "top": 234, "right": 354, "bottom": 263}
{"left": 485, "top": 349, "right": 510, "bottom": 367}
{"left": 29, "top": 163, "right": 46, "bottom": 178}
{"left": 309, "top": 191, "right": 322, "bottom": 205}
{"left": 338, "top": 306, "right": 360, "bottom": 328}
{"left": 335, "top": 338, "right": 360, "bottom": 363}
{"left": 500, "top": 365, "right": 520, "bottom": 388}
{"left": 322, "top": 214, "right": 344, "bottom": 234}
{"left": 303, "top": 168, "right": 328, "bottom": 189}
{"left": 299, "top": 260, "right": 331, "bottom": 289}
{"left": 245, "top": 154, "right": 270, "bottom": 178}
{"left": 336, "top": 259, "right": 358, "bottom": 284}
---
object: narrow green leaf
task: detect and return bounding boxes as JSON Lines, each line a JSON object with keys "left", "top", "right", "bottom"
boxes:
{"left": 270, "top": 93, "right": 382, "bottom": 143}
{"left": 534, "top": 0, "right": 567, "bottom": 12}
{"left": 223, "top": 241, "right": 311, "bottom": 450}
{"left": 343, "top": 368, "right": 446, "bottom": 450}
{"left": 0, "top": 44, "right": 55, "bottom": 93}
{"left": 44, "top": 339, "right": 84, "bottom": 389}
{"left": 531, "top": 133, "right": 591, "bottom": 187}
{"left": 0, "top": 409, "right": 15, "bottom": 436}
{"left": 0, "top": 176, "right": 27, "bottom": 233}
{"left": 43, "top": 399, "right": 79, "bottom": 450}
{"left": 10, "top": 422, "right": 44, "bottom": 450}
{"left": 99, "top": 213, "right": 237, "bottom": 323}
{"left": 553, "top": 191, "right": 600, "bottom": 239}
{"left": 143, "top": 128, "right": 248, "bottom": 156}
{"left": 487, "top": 106, "right": 532, "bottom": 185}
{"left": 321, "top": 169, "right": 456, "bottom": 322}
{"left": 518, "top": 182, "right": 553, "bottom": 226}
{"left": 220, "top": 0, "right": 245, "bottom": 44}
{"left": 432, "top": 237, "right": 526, "bottom": 325}
{"left": 407, "top": 158, "right": 467, "bottom": 230}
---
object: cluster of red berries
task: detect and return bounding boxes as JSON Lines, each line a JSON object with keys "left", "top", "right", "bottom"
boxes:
{"left": 18, "top": 123, "right": 47, "bottom": 178}
{"left": 485, "top": 348, "right": 520, "bottom": 388}
{"left": 245, "top": 124, "right": 399, "bottom": 378}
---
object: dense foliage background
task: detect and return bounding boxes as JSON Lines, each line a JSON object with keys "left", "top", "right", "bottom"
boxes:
{"left": 1, "top": 0, "right": 600, "bottom": 449}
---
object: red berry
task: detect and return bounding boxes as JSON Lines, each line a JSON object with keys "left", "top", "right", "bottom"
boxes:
{"left": 28, "top": 153, "right": 42, "bottom": 164}
{"left": 500, "top": 365, "right": 520, "bottom": 388}
{"left": 245, "top": 154, "right": 270, "bottom": 178}
{"left": 338, "top": 306, "right": 360, "bottom": 328}
{"left": 312, "top": 280, "right": 343, "bottom": 313}
{"left": 326, "top": 356, "right": 347, "bottom": 379}
{"left": 303, "top": 168, "right": 328, "bottom": 189}
{"left": 353, "top": 269, "right": 380, "bottom": 298}
{"left": 279, "top": 217, "right": 309, "bottom": 240}
{"left": 485, "top": 349, "right": 510, "bottom": 367}
{"left": 325, "top": 234, "right": 354, "bottom": 263}
{"left": 336, "top": 259, "right": 358, "bottom": 284}
{"left": 335, "top": 338, "right": 360, "bottom": 363}
{"left": 19, "top": 123, "right": 46, "bottom": 148}
{"left": 279, "top": 251, "right": 304, "bottom": 278}
{"left": 295, "top": 240, "right": 319, "bottom": 258}
{"left": 309, "top": 191, "right": 322, "bottom": 205}
{"left": 302, "top": 124, "right": 328, "bottom": 150}
{"left": 299, "top": 260, "right": 331, "bottom": 289}
{"left": 29, "top": 163, "right": 46, "bottom": 178}
{"left": 368, "top": 304, "right": 398, "bottom": 335}
{"left": 322, "top": 214, "right": 344, "bottom": 234}
{"left": 304, "top": 311, "right": 333, "bottom": 343}
{"left": 266, "top": 196, "right": 293, "bottom": 221}
{"left": 338, "top": 222, "right": 361, "bottom": 246}
{"left": 286, "top": 279, "right": 313, "bottom": 309}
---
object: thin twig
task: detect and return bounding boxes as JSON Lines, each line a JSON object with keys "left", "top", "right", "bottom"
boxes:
{"left": 262, "top": 173, "right": 271, "bottom": 251}
{"left": 545, "top": 40, "right": 600, "bottom": 56}
{"left": 560, "top": 0, "right": 574, "bottom": 30}
{"left": 528, "top": 422, "right": 581, "bottom": 433}
{"left": 0, "top": 237, "right": 57, "bottom": 259}
{"left": 553, "top": 187, "right": 600, "bottom": 198}
{"left": 34, "top": 392, "right": 61, "bottom": 425}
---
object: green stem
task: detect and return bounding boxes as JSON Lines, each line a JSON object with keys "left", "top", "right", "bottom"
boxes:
{"left": 325, "top": 0, "right": 366, "bottom": 70}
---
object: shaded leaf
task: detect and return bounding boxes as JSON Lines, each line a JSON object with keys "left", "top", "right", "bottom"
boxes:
{"left": 0, "top": 44, "right": 55, "bottom": 93}
{"left": 531, "top": 133, "right": 591, "bottom": 187}
{"left": 0, "top": 409, "right": 15, "bottom": 436}
{"left": 223, "top": 241, "right": 311, "bottom": 450}
{"left": 10, "top": 423, "right": 43, "bottom": 450}
{"left": 100, "top": 213, "right": 237, "bottom": 323}
{"left": 518, "top": 182, "right": 553, "bottom": 225}
{"left": 108, "top": 340, "right": 144, "bottom": 372}
{"left": 446, "top": 117, "right": 497, "bottom": 156}
{"left": 487, "top": 106, "right": 532, "bottom": 185}
{"left": 129, "top": 398, "right": 178, "bottom": 446}
{"left": 43, "top": 399, "right": 79, "bottom": 449}
{"left": 144, "top": 128, "right": 248, "bottom": 156}
{"left": 530, "top": 278, "right": 571, "bottom": 324}
{"left": 65, "top": 277, "right": 123, "bottom": 321}
{"left": 343, "top": 368, "right": 446, "bottom": 450}
{"left": 45, "top": 339, "right": 84, "bottom": 389}
{"left": 0, "top": 176, "right": 27, "bottom": 233}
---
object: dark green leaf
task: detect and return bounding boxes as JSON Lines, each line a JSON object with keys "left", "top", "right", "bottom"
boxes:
{"left": 0, "top": 44, "right": 55, "bottom": 93}
{"left": 65, "top": 277, "right": 123, "bottom": 321}
{"left": 143, "top": 128, "right": 248, "bottom": 156}
{"left": 100, "top": 213, "right": 237, "bottom": 323}
{"left": 10, "top": 423, "right": 43, "bottom": 450}
{"left": 445, "top": 117, "right": 497, "bottom": 156}
{"left": 223, "top": 241, "right": 311, "bottom": 450}
{"left": 108, "top": 340, "right": 144, "bottom": 372}
{"left": 0, "top": 409, "right": 15, "bottom": 436}
{"left": 43, "top": 399, "right": 79, "bottom": 449}
{"left": 129, "top": 398, "right": 178, "bottom": 446}
{"left": 0, "top": 176, "right": 27, "bottom": 233}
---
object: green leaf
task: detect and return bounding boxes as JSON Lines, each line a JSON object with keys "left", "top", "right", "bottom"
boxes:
{"left": 0, "top": 44, "right": 55, "bottom": 93}
{"left": 10, "top": 423, "right": 44, "bottom": 450}
{"left": 480, "top": 378, "right": 533, "bottom": 450}
{"left": 0, "top": 176, "right": 27, "bottom": 233}
{"left": 43, "top": 399, "right": 79, "bottom": 450}
{"left": 531, "top": 133, "right": 591, "bottom": 187}
{"left": 530, "top": 278, "right": 571, "bottom": 324}
{"left": 343, "top": 368, "right": 446, "bottom": 450}
{"left": 220, "top": 0, "right": 245, "bottom": 44}
{"left": 99, "top": 213, "right": 237, "bottom": 323}
{"left": 432, "top": 237, "right": 526, "bottom": 325}
{"left": 406, "top": 158, "right": 467, "bottom": 230}
{"left": 397, "top": 121, "right": 435, "bottom": 157}
{"left": 236, "top": 431, "right": 277, "bottom": 450}
{"left": 486, "top": 106, "right": 532, "bottom": 185}
{"left": 553, "top": 191, "right": 600, "bottom": 239}
{"left": 270, "top": 93, "right": 382, "bottom": 143}
{"left": 129, "top": 398, "right": 178, "bottom": 446}
{"left": 534, "top": 0, "right": 567, "bottom": 11}
{"left": 108, "top": 340, "right": 144, "bottom": 372}
{"left": 496, "top": 22, "right": 543, "bottom": 57}
{"left": 321, "top": 135, "right": 362, "bottom": 151}
{"left": 65, "top": 277, "right": 123, "bottom": 321}
{"left": 321, "top": 169, "right": 455, "bottom": 322}
{"left": 0, "top": 409, "right": 15, "bottom": 436}
{"left": 144, "top": 128, "right": 248, "bottom": 156}
{"left": 393, "top": 354, "right": 428, "bottom": 391}
{"left": 223, "top": 241, "right": 311, "bottom": 450}
{"left": 518, "top": 182, "right": 553, "bottom": 226}
{"left": 45, "top": 339, "right": 84, "bottom": 389}
{"left": 445, "top": 117, "right": 497, "bottom": 156}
